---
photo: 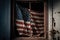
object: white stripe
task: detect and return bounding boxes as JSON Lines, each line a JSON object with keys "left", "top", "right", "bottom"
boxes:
{"left": 19, "top": 33, "right": 23, "bottom": 35}
{"left": 27, "top": 30, "right": 31, "bottom": 32}
{"left": 37, "top": 24, "right": 43, "bottom": 26}
{"left": 31, "top": 23, "right": 35, "bottom": 25}
{"left": 26, "top": 26, "right": 31, "bottom": 28}
{"left": 34, "top": 27, "right": 37, "bottom": 30}
{"left": 39, "top": 27, "right": 44, "bottom": 29}
{"left": 24, "top": 29, "right": 27, "bottom": 32}
{"left": 31, "top": 19, "right": 34, "bottom": 21}
{"left": 31, "top": 31, "right": 33, "bottom": 33}
{"left": 36, "top": 31, "right": 39, "bottom": 33}
{"left": 31, "top": 16, "right": 44, "bottom": 19}
{"left": 16, "top": 24, "right": 25, "bottom": 27}
{"left": 30, "top": 12, "right": 39, "bottom": 14}
{"left": 35, "top": 20, "right": 44, "bottom": 23}
{"left": 25, "top": 21, "right": 30, "bottom": 24}
{"left": 17, "top": 28, "right": 24, "bottom": 31}
{"left": 30, "top": 11, "right": 43, "bottom": 15}
{"left": 17, "top": 28, "right": 27, "bottom": 32}
{"left": 16, "top": 19, "right": 24, "bottom": 22}
{"left": 32, "top": 16, "right": 40, "bottom": 18}
{"left": 28, "top": 9, "right": 30, "bottom": 11}
{"left": 19, "top": 33, "right": 31, "bottom": 36}
{"left": 40, "top": 31, "right": 44, "bottom": 33}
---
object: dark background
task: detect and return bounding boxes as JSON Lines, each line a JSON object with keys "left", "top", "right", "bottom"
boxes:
{"left": 0, "top": 0, "right": 10, "bottom": 40}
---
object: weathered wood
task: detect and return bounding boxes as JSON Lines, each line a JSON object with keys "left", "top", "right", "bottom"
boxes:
{"left": 44, "top": 1, "right": 48, "bottom": 40}
{"left": 14, "top": 37, "right": 45, "bottom": 40}
{"left": 16, "top": 0, "right": 42, "bottom": 1}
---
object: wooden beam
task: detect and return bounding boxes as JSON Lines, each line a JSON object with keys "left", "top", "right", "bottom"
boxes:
{"left": 16, "top": 0, "right": 42, "bottom": 1}
{"left": 44, "top": 1, "right": 48, "bottom": 39}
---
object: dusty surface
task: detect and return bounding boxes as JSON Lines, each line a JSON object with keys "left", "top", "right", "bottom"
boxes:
{"left": 14, "top": 37, "right": 46, "bottom": 40}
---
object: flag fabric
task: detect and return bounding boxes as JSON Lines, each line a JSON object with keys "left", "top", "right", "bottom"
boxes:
{"left": 30, "top": 10, "right": 44, "bottom": 36}
{"left": 16, "top": 4, "right": 44, "bottom": 37}
{"left": 16, "top": 4, "right": 32, "bottom": 36}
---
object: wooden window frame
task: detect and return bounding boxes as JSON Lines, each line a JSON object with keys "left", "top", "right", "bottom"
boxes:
{"left": 11, "top": 0, "right": 48, "bottom": 40}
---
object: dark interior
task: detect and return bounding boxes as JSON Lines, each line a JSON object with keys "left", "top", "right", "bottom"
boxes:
{"left": 15, "top": 1, "right": 44, "bottom": 37}
{"left": 16, "top": 1, "right": 44, "bottom": 13}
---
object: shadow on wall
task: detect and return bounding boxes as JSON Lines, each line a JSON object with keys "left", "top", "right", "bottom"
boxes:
{"left": 0, "top": 0, "right": 10, "bottom": 40}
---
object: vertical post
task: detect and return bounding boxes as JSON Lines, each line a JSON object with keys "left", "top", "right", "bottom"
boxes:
{"left": 29, "top": 2, "right": 31, "bottom": 9}
{"left": 11, "top": 0, "right": 16, "bottom": 39}
{"left": 44, "top": 1, "right": 48, "bottom": 39}
{"left": 29, "top": 2, "right": 31, "bottom": 11}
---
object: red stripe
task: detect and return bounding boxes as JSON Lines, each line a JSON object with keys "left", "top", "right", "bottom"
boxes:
{"left": 36, "top": 24, "right": 44, "bottom": 26}
{"left": 17, "top": 26, "right": 26, "bottom": 29}
{"left": 35, "top": 22, "right": 44, "bottom": 24}
{"left": 31, "top": 23, "right": 44, "bottom": 27}
{"left": 18, "top": 30, "right": 27, "bottom": 34}
{"left": 16, "top": 21, "right": 24, "bottom": 24}
{"left": 31, "top": 13, "right": 43, "bottom": 16}
{"left": 31, "top": 14, "right": 40, "bottom": 17}
{"left": 31, "top": 24, "right": 36, "bottom": 26}
{"left": 31, "top": 17, "right": 44, "bottom": 20}
{"left": 25, "top": 23, "right": 31, "bottom": 26}
{"left": 18, "top": 30, "right": 32, "bottom": 34}
{"left": 17, "top": 26, "right": 32, "bottom": 30}
{"left": 31, "top": 13, "right": 44, "bottom": 17}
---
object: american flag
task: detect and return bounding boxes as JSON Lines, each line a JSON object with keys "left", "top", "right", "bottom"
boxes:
{"left": 16, "top": 4, "right": 32, "bottom": 36}
{"left": 30, "top": 10, "right": 44, "bottom": 36}
{"left": 16, "top": 4, "right": 44, "bottom": 37}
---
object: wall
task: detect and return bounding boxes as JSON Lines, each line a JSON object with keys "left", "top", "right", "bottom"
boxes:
{"left": 0, "top": 0, "right": 10, "bottom": 40}
{"left": 48, "top": 0, "right": 53, "bottom": 40}
{"left": 53, "top": 0, "right": 60, "bottom": 40}
{"left": 48, "top": 0, "right": 60, "bottom": 40}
